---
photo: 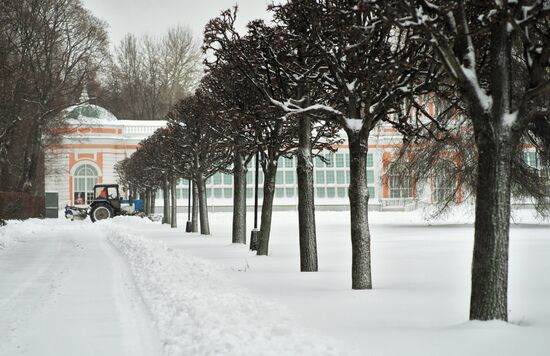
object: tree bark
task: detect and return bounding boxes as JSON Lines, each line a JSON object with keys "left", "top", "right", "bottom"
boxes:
{"left": 150, "top": 189, "right": 156, "bottom": 214}
{"left": 197, "top": 176, "right": 210, "bottom": 235}
{"left": 143, "top": 189, "right": 150, "bottom": 215}
{"left": 170, "top": 176, "right": 177, "bottom": 228}
{"left": 17, "top": 122, "right": 42, "bottom": 193}
{"left": 232, "top": 149, "right": 247, "bottom": 244}
{"left": 470, "top": 126, "right": 514, "bottom": 321}
{"left": 257, "top": 159, "right": 278, "bottom": 256}
{"left": 296, "top": 115, "right": 318, "bottom": 271}
{"left": 192, "top": 180, "right": 199, "bottom": 232}
{"left": 347, "top": 130, "right": 372, "bottom": 289}
{"left": 163, "top": 178, "right": 170, "bottom": 224}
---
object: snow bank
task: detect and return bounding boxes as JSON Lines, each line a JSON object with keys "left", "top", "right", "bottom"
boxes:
{"left": 0, "top": 219, "right": 65, "bottom": 251}
{"left": 102, "top": 221, "right": 341, "bottom": 356}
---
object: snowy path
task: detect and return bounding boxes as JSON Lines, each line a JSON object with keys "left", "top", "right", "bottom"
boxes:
{"left": 0, "top": 220, "right": 161, "bottom": 356}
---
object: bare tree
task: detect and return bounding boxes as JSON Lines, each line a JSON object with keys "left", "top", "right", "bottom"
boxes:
{"left": 0, "top": 0, "right": 108, "bottom": 198}
{"left": 391, "top": 0, "right": 550, "bottom": 321}
{"left": 99, "top": 26, "right": 202, "bottom": 120}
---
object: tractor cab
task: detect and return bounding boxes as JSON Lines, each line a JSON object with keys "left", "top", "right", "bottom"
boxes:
{"left": 89, "top": 184, "right": 122, "bottom": 222}
{"left": 93, "top": 184, "right": 121, "bottom": 210}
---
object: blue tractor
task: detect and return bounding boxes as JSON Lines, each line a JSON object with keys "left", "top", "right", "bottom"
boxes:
{"left": 65, "top": 184, "right": 143, "bottom": 222}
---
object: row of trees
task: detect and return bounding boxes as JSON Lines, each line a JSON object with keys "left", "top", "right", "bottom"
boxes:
{"left": 124, "top": 0, "right": 548, "bottom": 323}
{"left": 208, "top": 0, "right": 550, "bottom": 322}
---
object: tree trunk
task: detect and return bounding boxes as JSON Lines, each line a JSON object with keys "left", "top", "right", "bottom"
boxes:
{"left": 296, "top": 115, "right": 318, "bottom": 271}
{"left": 163, "top": 178, "right": 170, "bottom": 224}
{"left": 197, "top": 176, "right": 210, "bottom": 235}
{"left": 347, "top": 130, "right": 372, "bottom": 289}
{"left": 470, "top": 128, "right": 514, "bottom": 321}
{"left": 257, "top": 159, "right": 278, "bottom": 256}
{"left": 150, "top": 189, "right": 156, "bottom": 214}
{"left": 192, "top": 180, "right": 199, "bottom": 232}
{"left": 143, "top": 189, "right": 150, "bottom": 215}
{"left": 232, "top": 149, "right": 247, "bottom": 244}
{"left": 17, "top": 123, "right": 42, "bottom": 193}
{"left": 170, "top": 177, "right": 177, "bottom": 228}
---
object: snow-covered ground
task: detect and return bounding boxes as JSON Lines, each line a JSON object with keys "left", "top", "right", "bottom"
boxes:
{"left": 1, "top": 209, "right": 549, "bottom": 355}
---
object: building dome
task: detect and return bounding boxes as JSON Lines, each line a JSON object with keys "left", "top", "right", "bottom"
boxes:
{"left": 65, "top": 89, "right": 118, "bottom": 123}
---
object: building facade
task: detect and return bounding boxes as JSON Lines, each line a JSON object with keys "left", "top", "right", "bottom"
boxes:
{"left": 46, "top": 100, "right": 545, "bottom": 211}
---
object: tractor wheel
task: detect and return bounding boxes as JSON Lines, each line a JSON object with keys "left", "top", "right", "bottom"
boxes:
{"left": 90, "top": 204, "right": 114, "bottom": 223}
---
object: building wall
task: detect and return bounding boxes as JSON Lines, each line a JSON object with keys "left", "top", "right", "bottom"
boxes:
{"left": 46, "top": 118, "right": 547, "bottom": 211}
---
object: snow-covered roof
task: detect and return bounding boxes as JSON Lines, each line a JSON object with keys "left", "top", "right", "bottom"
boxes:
{"left": 65, "top": 103, "right": 118, "bottom": 124}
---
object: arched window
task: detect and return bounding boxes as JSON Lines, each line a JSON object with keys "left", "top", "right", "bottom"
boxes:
{"left": 388, "top": 165, "right": 413, "bottom": 199}
{"left": 73, "top": 164, "right": 98, "bottom": 205}
{"left": 433, "top": 160, "right": 456, "bottom": 203}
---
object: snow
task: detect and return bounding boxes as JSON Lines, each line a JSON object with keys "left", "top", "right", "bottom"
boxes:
{"left": 461, "top": 65, "right": 493, "bottom": 112}
{"left": 344, "top": 118, "right": 363, "bottom": 132}
{"left": 1, "top": 209, "right": 549, "bottom": 355}
{"left": 0, "top": 219, "right": 160, "bottom": 356}
{"left": 502, "top": 111, "right": 518, "bottom": 127}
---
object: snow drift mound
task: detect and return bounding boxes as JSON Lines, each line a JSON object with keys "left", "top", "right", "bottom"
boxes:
{"left": 102, "top": 222, "right": 342, "bottom": 356}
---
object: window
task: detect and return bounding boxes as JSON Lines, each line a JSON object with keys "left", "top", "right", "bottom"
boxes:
{"left": 316, "top": 171, "right": 325, "bottom": 184}
{"left": 276, "top": 188, "right": 284, "bottom": 198}
{"left": 367, "top": 170, "right": 374, "bottom": 184}
{"left": 325, "top": 153, "right": 334, "bottom": 167}
{"left": 524, "top": 151, "right": 537, "bottom": 168}
{"left": 73, "top": 164, "right": 98, "bottom": 205}
{"left": 284, "top": 157, "right": 294, "bottom": 168}
{"left": 285, "top": 171, "right": 295, "bottom": 184}
{"left": 276, "top": 171, "right": 284, "bottom": 184}
{"left": 286, "top": 188, "right": 295, "bottom": 198}
{"left": 224, "top": 188, "right": 232, "bottom": 199}
{"left": 367, "top": 153, "right": 374, "bottom": 168}
{"left": 213, "top": 173, "right": 222, "bottom": 185}
{"left": 336, "top": 154, "right": 345, "bottom": 167}
{"left": 368, "top": 187, "right": 375, "bottom": 198}
{"left": 336, "top": 171, "right": 346, "bottom": 184}
{"left": 315, "top": 156, "right": 324, "bottom": 167}
{"left": 316, "top": 187, "right": 326, "bottom": 198}
{"left": 223, "top": 174, "right": 232, "bottom": 185}
{"left": 337, "top": 187, "right": 347, "bottom": 198}
{"left": 214, "top": 188, "right": 222, "bottom": 198}
{"left": 326, "top": 171, "right": 335, "bottom": 184}
{"left": 433, "top": 160, "right": 456, "bottom": 203}
{"left": 388, "top": 165, "right": 413, "bottom": 199}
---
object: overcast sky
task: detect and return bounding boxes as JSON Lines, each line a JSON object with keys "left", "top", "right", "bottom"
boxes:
{"left": 82, "top": 0, "right": 273, "bottom": 47}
